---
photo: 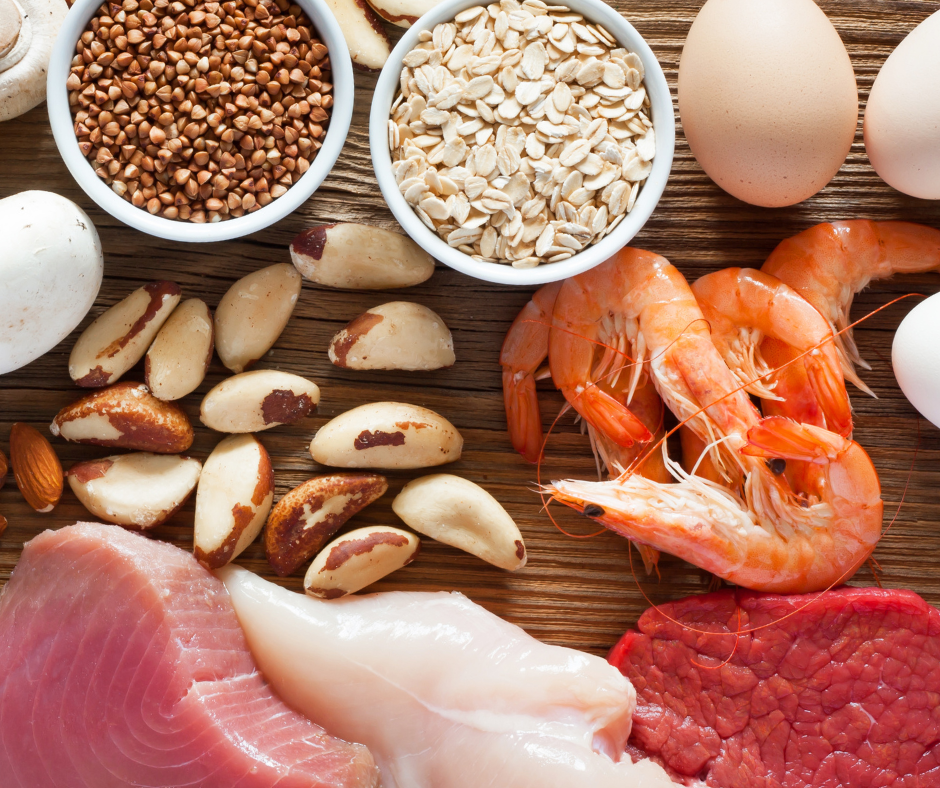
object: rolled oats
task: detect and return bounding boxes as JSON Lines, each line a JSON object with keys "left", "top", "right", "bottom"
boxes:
{"left": 389, "top": 1, "right": 655, "bottom": 267}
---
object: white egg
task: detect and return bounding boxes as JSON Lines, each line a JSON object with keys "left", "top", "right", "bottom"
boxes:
{"left": 892, "top": 292, "right": 940, "bottom": 427}
{"left": 864, "top": 10, "right": 940, "bottom": 199}
{"left": 0, "top": 191, "right": 104, "bottom": 375}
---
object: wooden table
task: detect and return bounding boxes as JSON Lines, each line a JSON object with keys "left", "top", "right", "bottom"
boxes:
{"left": 2, "top": 0, "right": 939, "bottom": 658}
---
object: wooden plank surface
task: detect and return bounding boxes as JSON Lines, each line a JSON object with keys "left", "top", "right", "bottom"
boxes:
{"left": 2, "top": 0, "right": 940, "bottom": 658}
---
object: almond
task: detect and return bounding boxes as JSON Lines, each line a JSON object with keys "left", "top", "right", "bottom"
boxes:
{"left": 215, "top": 264, "right": 301, "bottom": 374}
{"left": 329, "top": 302, "right": 455, "bottom": 371}
{"left": 69, "top": 281, "right": 182, "bottom": 387}
{"left": 67, "top": 453, "right": 202, "bottom": 531}
{"left": 310, "top": 402, "right": 463, "bottom": 469}
{"left": 304, "top": 526, "right": 420, "bottom": 599}
{"left": 290, "top": 223, "right": 434, "bottom": 290}
{"left": 144, "top": 298, "right": 214, "bottom": 401}
{"left": 0, "top": 514, "right": 6, "bottom": 538}
{"left": 50, "top": 382, "right": 194, "bottom": 453}
{"left": 194, "top": 434, "right": 275, "bottom": 568}
{"left": 200, "top": 370, "right": 320, "bottom": 433}
{"left": 392, "top": 474, "right": 526, "bottom": 571}
{"left": 10, "top": 423, "right": 64, "bottom": 513}
{"left": 0, "top": 447, "right": 7, "bottom": 490}
{"left": 264, "top": 473, "right": 388, "bottom": 576}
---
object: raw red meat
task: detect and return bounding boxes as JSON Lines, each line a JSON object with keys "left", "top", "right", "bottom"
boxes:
{"left": 610, "top": 587, "right": 940, "bottom": 787}
{"left": 0, "top": 522, "right": 379, "bottom": 788}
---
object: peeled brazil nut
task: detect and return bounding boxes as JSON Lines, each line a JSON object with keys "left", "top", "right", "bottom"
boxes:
{"left": 304, "top": 526, "right": 420, "bottom": 599}
{"left": 50, "top": 382, "right": 194, "bottom": 453}
{"left": 309, "top": 402, "right": 463, "bottom": 469}
{"left": 194, "top": 433, "right": 275, "bottom": 569}
{"left": 329, "top": 302, "right": 455, "bottom": 371}
{"left": 215, "top": 264, "right": 301, "bottom": 374}
{"left": 290, "top": 223, "right": 434, "bottom": 290}
{"left": 67, "top": 453, "right": 202, "bottom": 531}
{"left": 69, "top": 281, "right": 182, "bottom": 387}
{"left": 392, "top": 474, "right": 526, "bottom": 571}
{"left": 144, "top": 298, "right": 214, "bottom": 401}
{"left": 200, "top": 370, "right": 320, "bottom": 433}
{"left": 265, "top": 473, "right": 388, "bottom": 576}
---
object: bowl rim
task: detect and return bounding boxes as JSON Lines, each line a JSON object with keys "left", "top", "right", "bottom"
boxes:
{"left": 46, "top": 0, "right": 355, "bottom": 243}
{"left": 369, "top": 0, "right": 675, "bottom": 286}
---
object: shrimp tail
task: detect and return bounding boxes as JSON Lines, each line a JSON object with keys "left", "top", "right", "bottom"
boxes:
{"left": 741, "top": 417, "right": 848, "bottom": 463}
{"left": 560, "top": 384, "right": 654, "bottom": 448}
{"left": 502, "top": 368, "right": 545, "bottom": 464}
{"left": 803, "top": 353, "right": 854, "bottom": 437}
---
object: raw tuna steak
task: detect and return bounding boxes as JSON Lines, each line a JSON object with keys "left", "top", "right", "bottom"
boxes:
{"left": 0, "top": 522, "right": 379, "bottom": 788}
{"left": 610, "top": 587, "right": 940, "bottom": 787}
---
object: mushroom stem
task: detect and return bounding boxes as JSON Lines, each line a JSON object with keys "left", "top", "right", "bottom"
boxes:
{"left": 0, "top": 0, "right": 26, "bottom": 68}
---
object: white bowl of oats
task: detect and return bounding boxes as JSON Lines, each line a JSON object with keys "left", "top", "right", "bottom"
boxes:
{"left": 369, "top": 0, "right": 674, "bottom": 285}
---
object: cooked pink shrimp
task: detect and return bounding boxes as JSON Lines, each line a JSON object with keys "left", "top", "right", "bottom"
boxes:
{"left": 762, "top": 220, "right": 940, "bottom": 394}
{"left": 499, "top": 281, "right": 669, "bottom": 478}
{"left": 692, "top": 268, "right": 852, "bottom": 437}
{"left": 500, "top": 277, "right": 669, "bottom": 573}
{"left": 548, "top": 417, "right": 883, "bottom": 594}
{"left": 549, "top": 248, "right": 760, "bottom": 483}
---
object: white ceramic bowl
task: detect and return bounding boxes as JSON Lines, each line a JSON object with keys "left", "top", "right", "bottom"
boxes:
{"left": 369, "top": 0, "right": 675, "bottom": 285}
{"left": 47, "top": 0, "right": 354, "bottom": 243}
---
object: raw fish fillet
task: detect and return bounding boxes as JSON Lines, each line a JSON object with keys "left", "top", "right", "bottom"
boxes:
{"left": 220, "top": 565, "right": 675, "bottom": 788}
{"left": 610, "top": 587, "right": 940, "bottom": 787}
{"left": 0, "top": 523, "right": 379, "bottom": 788}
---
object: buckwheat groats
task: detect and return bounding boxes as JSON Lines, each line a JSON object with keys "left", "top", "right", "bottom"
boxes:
{"left": 68, "top": 0, "right": 333, "bottom": 223}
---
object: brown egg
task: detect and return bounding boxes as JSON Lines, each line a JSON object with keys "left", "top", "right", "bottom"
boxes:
{"left": 678, "top": 0, "right": 858, "bottom": 207}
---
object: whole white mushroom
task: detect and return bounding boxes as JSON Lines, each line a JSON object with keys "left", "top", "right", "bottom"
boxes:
{"left": 0, "top": 0, "right": 68, "bottom": 121}
{"left": 0, "top": 191, "right": 104, "bottom": 375}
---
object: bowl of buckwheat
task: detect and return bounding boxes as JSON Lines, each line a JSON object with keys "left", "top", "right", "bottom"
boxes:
{"left": 369, "top": 0, "right": 675, "bottom": 285}
{"left": 47, "top": 0, "right": 353, "bottom": 242}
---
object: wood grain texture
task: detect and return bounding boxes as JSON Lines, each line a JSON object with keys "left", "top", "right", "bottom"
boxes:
{"left": 2, "top": 0, "right": 940, "bottom": 657}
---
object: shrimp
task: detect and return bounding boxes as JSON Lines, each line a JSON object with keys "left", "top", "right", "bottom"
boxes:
{"left": 500, "top": 278, "right": 668, "bottom": 573}
{"left": 549, "top": 248, "right": 760, "bottom": 483}
{"left": 761, "top": 220, "right": 940, "bottom": 394}
{"left": 500, "top": 279, "right": 669, "bottom": 477}
{"left": 547, "top": 417, "right": 883, "bottom": 594}
{"left": 691, "top": 268, "right": 852, "bottom": 436}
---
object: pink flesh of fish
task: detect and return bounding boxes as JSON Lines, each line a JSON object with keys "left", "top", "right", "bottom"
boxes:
{"left": 219, "top": 565, "right": 676, "bottom": 788}
{"left": 0, "top": 523, "right": 379, "bottom": 788}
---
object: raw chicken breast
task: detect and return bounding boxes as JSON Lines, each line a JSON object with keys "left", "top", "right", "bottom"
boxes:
{"left": 0, "top": 523, "right": 379, "bottom": 788}
{"left": 220, "top": 565, "right": 674, "bottom": 788}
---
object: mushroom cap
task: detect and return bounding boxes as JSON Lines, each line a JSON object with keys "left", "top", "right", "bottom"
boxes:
{"left": 0, "top": 0, "right": 21, "bottom": 58}
{"left": 0, "top": 190, "right": 104, "bottom": 374}
{"left": 0, "top": 0, "right": 68, "bottom": 121}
